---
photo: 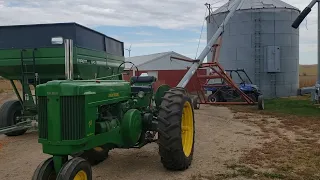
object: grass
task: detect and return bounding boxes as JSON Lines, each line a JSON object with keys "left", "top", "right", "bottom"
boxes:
{"left": 264, "top": 96, "right": 320, "bottom": 117}
{"left": 230, "top": 95, "right": 319, "bottom": 119}
{"left": 228, "top": 95, "right": 320, "bottom": 179}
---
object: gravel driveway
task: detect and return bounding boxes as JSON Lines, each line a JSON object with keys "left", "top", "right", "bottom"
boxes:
{"left": 0, "top": 94, "right": 261, "bottom": 180}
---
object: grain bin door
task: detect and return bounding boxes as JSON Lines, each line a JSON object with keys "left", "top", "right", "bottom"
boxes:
{"left": 265, "top": 46, "right": 281, "bottom": 73}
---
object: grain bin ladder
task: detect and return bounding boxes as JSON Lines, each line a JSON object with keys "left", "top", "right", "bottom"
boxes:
{"left": 292, "top": 0, "right": 320, "bottom": 103}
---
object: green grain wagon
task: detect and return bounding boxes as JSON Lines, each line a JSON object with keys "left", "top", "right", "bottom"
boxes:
{"left": 0, "top": 22, "right": 125, "bottom": 136}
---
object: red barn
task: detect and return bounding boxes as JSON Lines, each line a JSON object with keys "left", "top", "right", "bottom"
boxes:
{"left": 122, "top": 51, "right": 205, "bottom": 93}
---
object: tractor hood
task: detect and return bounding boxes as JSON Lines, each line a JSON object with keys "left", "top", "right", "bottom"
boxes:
{"left": 36, "top": 80, "right": 131, "bottom": 98}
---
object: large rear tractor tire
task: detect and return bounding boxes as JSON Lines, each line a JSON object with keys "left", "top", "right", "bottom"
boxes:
{"left": 57, "top": 157, "right": 92, "bottom": 180}
{"left": 32, "top": 157, "right": 57, "bottom": 180}
{"left": 71, "top": 146, "right": 109, "bottom": 166}
{"left": 0, "top": 100, "right": 28, "bottom": 136}
{"left": 157, "top": 87, "right": 195, "bottom": 171}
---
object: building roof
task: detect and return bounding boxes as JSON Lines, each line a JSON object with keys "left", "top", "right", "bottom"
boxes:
{"left": 124, "top": 51, "right": 192, "bottom": 69}
{"left": 212, "top": 0, "right": 299, "bottom": 15}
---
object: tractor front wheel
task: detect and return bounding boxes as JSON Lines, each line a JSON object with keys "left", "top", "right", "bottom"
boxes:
{"left": 157, "top": 87, "right": 195, "bottom": 171}
{"left": 32, "top": 157, "right": 57, "bottom": 180}
{"left": 57, "top": 157, "right": 92, "bottom": 180}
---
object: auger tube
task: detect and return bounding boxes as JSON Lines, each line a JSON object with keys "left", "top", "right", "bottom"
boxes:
{"left": 177, "top": 0, "right": 243, "bottom": 88}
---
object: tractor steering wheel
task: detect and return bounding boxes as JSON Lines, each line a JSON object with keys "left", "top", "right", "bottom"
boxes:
{"left": 117, "top": 61, "right": 139, "bottom": 84}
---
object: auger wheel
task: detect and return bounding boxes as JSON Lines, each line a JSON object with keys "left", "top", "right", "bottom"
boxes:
{"left": 157, "top": 87, "right": 195, "bottom": 170}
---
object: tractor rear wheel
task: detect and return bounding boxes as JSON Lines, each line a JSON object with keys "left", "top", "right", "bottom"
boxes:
{"left": 157, "top": 87, "right": 195, "bottom": 171}
{"left": 71, "top": 146, "right": 109, "bottom": 166}
{"left": 57, "top": 157, "right": 92, "bottom": 180}
{"left": 0, "top": 100, "right": 28, "bottom": 136}
{"left": 32, "top": 157, "right": 57, "bottom": 180}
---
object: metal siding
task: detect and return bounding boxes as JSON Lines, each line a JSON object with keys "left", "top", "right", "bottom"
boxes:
{"left": 207, "top": 6, "right": 299, "bottom": 98}
{"left": 75, "top": 25, "right": 105, "bottom": 51}
{"left": 0, "top": 23, "right": 75, "bottom": 49}
{"left": 137, "top": 53, "right": 192, "bottom": 71}
{"left": 0, "top": 23, "right": 124, "bottom": 55}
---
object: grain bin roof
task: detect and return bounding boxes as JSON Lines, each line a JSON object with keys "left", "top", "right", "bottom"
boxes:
{"left": 213, "top": 0, "right": 299, "bottom": 14}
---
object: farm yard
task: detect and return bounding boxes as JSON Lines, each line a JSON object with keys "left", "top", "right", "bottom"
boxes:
{"left": 0, "top": 89, "right": 319, "bottom": 179}
{"left": 0, "top": 0, "right": 320, "bottom": 179}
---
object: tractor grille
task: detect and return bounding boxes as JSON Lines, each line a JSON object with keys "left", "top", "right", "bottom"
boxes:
{"left": 38, "top": 96, "right": 48, "bottom": 139}
{"left": 60, "top": 96, "right": 85, "bottom": 140}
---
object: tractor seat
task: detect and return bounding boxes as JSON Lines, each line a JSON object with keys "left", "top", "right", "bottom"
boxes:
{"left": 130, "top": 76, "right": 157, "bottom": 83}
{"left": 130, "top": 76, "right": 157, "bottom": 93}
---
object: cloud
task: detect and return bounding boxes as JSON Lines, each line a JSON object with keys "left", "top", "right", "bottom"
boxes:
{"left": 128, "top": 31, "right": 153, "bottom": 36}
{"left": 0, "top": 0, "right": 209, "bottom": 29}
{"left": 0, "top": 0, "right": 319, "bottom": 64}
{"left": 129, "top": 42, "right": 182, "bottom": 48}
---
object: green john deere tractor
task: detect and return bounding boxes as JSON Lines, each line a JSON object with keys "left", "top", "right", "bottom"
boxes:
{"left": 26, "top": 23, "right": 196, "bottom": 179}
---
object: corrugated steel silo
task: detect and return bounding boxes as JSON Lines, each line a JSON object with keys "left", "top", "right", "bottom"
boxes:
{"left": 206, "top": 0, "right": 300, "bottom": 98}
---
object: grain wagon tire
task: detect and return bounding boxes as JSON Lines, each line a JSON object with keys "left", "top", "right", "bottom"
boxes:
{"left": 258, "top": 95, "right": 265, "bottom": 110}
{"left": 32, "top": 157, "right": 57, "bottom": 180}
{"left": 0, "top": 100, "right": 28, "bottom": 136}
{"left": 157, "top": 88, "right": 195, "bottom": 171}
{"left": 192, "top": 96, "right": 200, "bottom": 110}
{"left": 71, "top": 147, "right": 109, "bottom": 166}
{"left": 57, "top": 157, "right": 92, "bottom": 180}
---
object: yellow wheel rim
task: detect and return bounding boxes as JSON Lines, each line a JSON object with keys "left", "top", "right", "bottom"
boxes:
{"left": 93, "top": 147, "right": 103, "bottom": 152}
{"left": 74, "top": 170, "right": 87, "bottom": 180}
{"left": 181, "top": 101, "right": 194, "bottom": 157}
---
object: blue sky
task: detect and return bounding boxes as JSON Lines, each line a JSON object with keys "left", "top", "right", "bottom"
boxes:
{"left": 94, "top": 26, "right": 206, "bottom": 59}
{"left": 0, "top": 0, "right": 318, "bottom": 65}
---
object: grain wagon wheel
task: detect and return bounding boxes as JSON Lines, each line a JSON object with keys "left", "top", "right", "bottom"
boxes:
{"left": 157, "top": 87, "right": 195, "bottom": 170}
{"left": 0, "top": 100, "right": 28, "bottom": 136}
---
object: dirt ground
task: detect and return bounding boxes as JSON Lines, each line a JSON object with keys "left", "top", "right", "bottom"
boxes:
{"left": 0, "top": 93, "right": 319, "bottom": 180}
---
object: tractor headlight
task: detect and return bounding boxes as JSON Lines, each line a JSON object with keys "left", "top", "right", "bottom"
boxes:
{"left": 138, "top": 91, "right": 145, "bottom": 98}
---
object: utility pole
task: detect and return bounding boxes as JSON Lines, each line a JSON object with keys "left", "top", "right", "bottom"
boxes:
{"left": 125, "top": 44, "right": 132, "bottom": 57}
{"left": 292, "top": 0, "right": 320, "bottom": 103}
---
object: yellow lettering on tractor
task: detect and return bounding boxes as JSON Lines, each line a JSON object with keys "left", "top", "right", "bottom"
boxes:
{"left": 108, "top": 92, "right": 120, "bottom": 98}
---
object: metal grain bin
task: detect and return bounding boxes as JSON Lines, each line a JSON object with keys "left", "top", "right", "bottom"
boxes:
{"left": 207, "top": 0, "right": 300, "bottom": 98}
